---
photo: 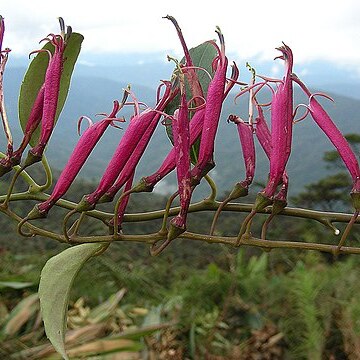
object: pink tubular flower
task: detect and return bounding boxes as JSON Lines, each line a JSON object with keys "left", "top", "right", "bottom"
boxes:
{"left": 76, "top": 81, "right": 173, "bottom": 211}
{"left": 130, "top": 107, "right": 205, "bottom": 194}
{"left": 164, "top": 15, "right": 204, "bottom": 107}
{"left": 24, "top": 19, "right": 70, "bottom": 166}
{"left": 191, "top": 27, "right": 228, "bottom": 183}
{"left": 228, "top": 114, "right": 255, "bottom": 192}
{"left": 13, "top": 85, "right": 46, "bottom": 165}
{"left": 255, "top": 103, "right": 289, "bottom": 212}
{"left": 255, "top": 43, "right": 294, "bottom": 210}
{"left": 294, "top": 76, "right": 360, "bottom": 210}
{"left": 25, "top": 101, "right": 124, "bottom": 220}
{"left": 167, "top": 73, "right": 192, "bottom": 240}
{"left": 99, "top": 93, "right": 187, "bottom": 203}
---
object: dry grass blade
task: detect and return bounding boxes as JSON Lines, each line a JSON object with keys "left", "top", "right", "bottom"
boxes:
{"left": 2, "top": 293, "right": 39, "bottom": 337}
{"left": 66, "top": 338, "right": 142, "bottom": 357}
{"left": 88, "top": 288, "right": 127, "bottom": 324}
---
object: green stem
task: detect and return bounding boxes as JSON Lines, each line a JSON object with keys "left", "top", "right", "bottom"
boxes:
{"left": 0, "top": 152, "right": 38, "bottom": 187}
{"left": 1, "top": 167, "right": 24, "bottom": 208}
{"left": 39, "top": 155, "right": 53, "bottom": 192}
{"left": 159, "top": 191, "right": 178, "bottom": 234}
{"left": 204, "top": 173, "right": 217, "bottom": 202}
{"left": 3, "top": 207, "right": 67, "bottom": 243}
{"left": 69, "top": 230, "right": 360, "bottom": 256}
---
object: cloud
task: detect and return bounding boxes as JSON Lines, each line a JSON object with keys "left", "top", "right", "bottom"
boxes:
{"left": 1, "top": 0, "right": 359, "bottom": 72}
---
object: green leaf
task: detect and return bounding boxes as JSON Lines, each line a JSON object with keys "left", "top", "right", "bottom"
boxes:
{"left": 165, "top": 41, "right": 217, "bottom": 162}
{"left": 18, "top": 32, "right": 84, "bottom": 146}
{"left": 38, "top": 243, "right": 106, "bottom": 360}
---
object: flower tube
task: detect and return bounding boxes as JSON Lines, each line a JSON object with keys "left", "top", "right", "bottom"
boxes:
{"left": 76, "top": 81, "right": 173, "bottom": 211}
{"left": 254, "top": 43, "right": 294, "bottom": 211}
{"left": 294, "top": 77, "right": 360, "bottom": 210}
{"left": 25, "top": 100, "right": 124, "bottom": 220}
{"left": 191, "top": 27, "right": 228, "bottom": 183}
{"left": 167, "top": 72, "right": 192, "bottom": 240}
{"left": 24, "top": 19, "right": 70, "bottom": 166}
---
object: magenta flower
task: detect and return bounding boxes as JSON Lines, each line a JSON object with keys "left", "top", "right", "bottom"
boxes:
{"left": 24, "top": 19, "right": 70, "bottom": 166}
{"left": 130, "top": 107, "right": 205, "bottom": 194}
{"left": 131, "top": 62, "right": 239, "bottom": 196}
{"left": 255, "top": 43, "right": 294, "bottom": 210}
{"left": 99, "top": 92, "right": 187, "bottom": 203}
{"left": 164, "top": 15, "right": 204, "bottom": 107}
{"left": 76, "top": 81, "right": 173, "bottom": 211}
{"left": 25, "top": 100, "right": 124, "bottom": 220}
{"left": 254, "top": 101, "right": 290, "bottom": 214}
{"left": 167, "top": 73, "right": 192, "bottom": 240}
{"left": 228, "top": 114, "right": 256, "bottom": 192}
{"left": 191, "top": 27, "right": 228, "bottom": 183}
{"left": 294, "top": 77, "right": 360, "bottom": 210}
{"left": 13, "top": 85, "right": 46, "bottom": 165}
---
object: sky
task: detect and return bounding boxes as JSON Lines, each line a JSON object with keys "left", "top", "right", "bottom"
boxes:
{"left": 1, "top": 0, "right": 360, "bottom": 76}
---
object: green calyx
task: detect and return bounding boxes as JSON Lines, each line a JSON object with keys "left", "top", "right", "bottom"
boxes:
{"left": 76, "top": 195, "right": 95, "bottom": 212}
{"left": 27, "top": 204, "right": 47, "bottom": 220}
{"left": 228, "top": 183, "right": 248, "bottom": 200}
{"left": 167, "top": 223, "right": 186, "bottom": 242}
{"left": 98, "top": 193, "right": 114, "bottom": 204}
{"left": 131, "top": 178, "right": 154, "bottom": 193}
{"left": 254, "top": 192, "right": 273, "bottom": 212}
{"left": 351, "top": 191, "right": 360, "bottom": 211}
{"left": 272, "top": 199, "right": 287, "bottom": 215}
{"left": 24, "top": 151, "right": 42, "bottom": 167}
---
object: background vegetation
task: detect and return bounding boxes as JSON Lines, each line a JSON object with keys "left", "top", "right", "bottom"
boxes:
{"left": 1, "top": 137, "right": 359, "bottom": 359}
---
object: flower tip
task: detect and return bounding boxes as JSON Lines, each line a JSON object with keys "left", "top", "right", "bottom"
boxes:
{"left": 58, "top": 17, "right": 65, "bottom": 33}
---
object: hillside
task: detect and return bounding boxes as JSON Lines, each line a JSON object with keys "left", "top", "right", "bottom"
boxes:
{"left": 2, "top": 66, "right": 360, "bottom": 200}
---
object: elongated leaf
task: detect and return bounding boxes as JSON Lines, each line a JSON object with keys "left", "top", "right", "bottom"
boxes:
{"left": 165, "top": 41, "right": 217, "bottom": 162}
{"left": 19, "top": 32, "right": 83, "bottom": 146}
{"left": 38, "top": 243, "right": 106, "bottom": 360}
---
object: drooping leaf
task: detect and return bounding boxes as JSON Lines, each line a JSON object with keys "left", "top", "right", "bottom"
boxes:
{"left": 18, "top": 32, "right": 83, "bottom": 146}
{"left": 38, "top": 243, "right": 106, "bottom": 360}
{"left": 165, "top": 41, "right": 217, "bottom": 162}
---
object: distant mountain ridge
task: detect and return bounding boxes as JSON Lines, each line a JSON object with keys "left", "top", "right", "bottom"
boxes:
{"left": 2, "top": 62, "right": 360, "bottom": 199}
